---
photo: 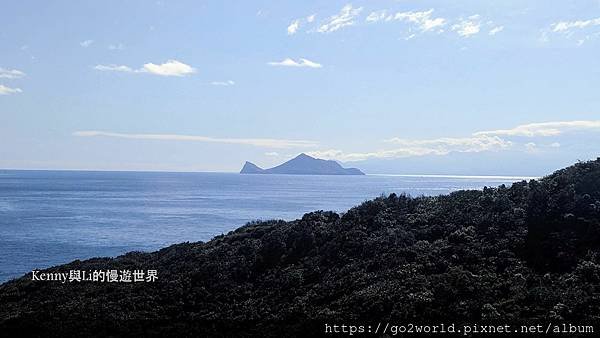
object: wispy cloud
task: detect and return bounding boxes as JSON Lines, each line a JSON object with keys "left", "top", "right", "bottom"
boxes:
{"left": 307, "top": 120, "right": 600, "bottom": 162}
{"left": 210, "top": 80, "right": 235, "bottom": 86}
{"left": 268, "top": 58, "right": 322, "bottom": 68}
{"left": 392, "top": 9, "right": 446, "bottom": 32}
{"left": 287, "top": 19, "right": 300, "bottom": 35}
{"left": 0, "top": 84, "right": 22, "bottom": 95}
{"left": 363, "top": 8, "right": 504, "bottom": 41}
{"left": 0, "top": 67, "right": 25, "bottom": 79}
{"left": 80, "top": 40, "right": 94, "bottom": 47}
{"left": 286, "top": 14, "right": 316, "bottom": 35}
{"left": 544, "top": 16, "right": 600, "bottom": 45}
{"left": 489, "top": 25, "right": 504, "bottom": 35}
{"left": 385, "top": 135, "right": 511, "bottom": 150}
{"left": 366, "top": 10, "right": 388, "bottom": 23}
{"left": 452, "top": 15, "right": 481, "bottom": 37}
{"left": 306, "top": 149, "right": 424, "bottom": 162}
{"left": 552, "top": 17, "right": 600, "bottom": 33}
{"left": 474, "top": 120, "right": 600, "bottom": 137}
{"left": 317, "top": 4, "right": 363, "bottom": 33}
{"left": 1, "top": 67, "right": 26, "bottom": 95}
{"left": 524, "top": 142, "right": 537, "bottom": 153}
{"left": 292, "top": 6, "right": 502, "bottom": 41}
{"left": 94, "top": 60, "right": 196, "bottom": 77}
{"left": 308, "top": 135, "right": 511, "bottom": 162}
{"left": 73, "top": 131, "right": 318, "bottom": 149}
{"left": 94, "top": 64, "right": 135, "bottom": 73}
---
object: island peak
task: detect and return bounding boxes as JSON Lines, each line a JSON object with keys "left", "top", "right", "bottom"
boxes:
{"left": 240, "top": 153, "right": 364, "bottom": 175}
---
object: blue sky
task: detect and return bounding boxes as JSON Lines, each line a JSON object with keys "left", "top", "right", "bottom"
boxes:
{"left": 1, "top": 0, "right": 600, "bottom": 174}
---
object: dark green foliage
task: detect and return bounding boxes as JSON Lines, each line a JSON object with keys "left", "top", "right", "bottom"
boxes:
{"left": 1, "top": 159, "right": 600, "bottom": 336}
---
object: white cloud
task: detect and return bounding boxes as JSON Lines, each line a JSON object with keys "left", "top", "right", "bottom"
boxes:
{"left": 489, "top": 26, "right": 504, "bottom": 35}
{"left": 210, "top": 80, "right": 235, "bottom": 86}
{"left": 392, "top": 9, "right": 446, "bottom": 32}
{"left": 142, "top": 60, "right": 196, "bottom": 76}
{"left": 385, "top": 135, "right": 511, "bottom": 152}
{"left": 94, "top": 60, "right": 196, "bottom": 77}
{"left": 80, "top": 40, "right": 94, "bottom": 47}
{"left": 354, "top": 8, "right": 504, "bottom": 41}
{"left": 552, "top": 17, "right": 600, "bottom": 33}
{"left": 265, "top": 152, "right": 280, "bottom": 156}
{"left": 308, "top": 135, "right": 512, "bottom": 162}
{"left": 452, "top": 15, "right": 481, "bottom": 37}
{"left": 307, "top": 149, "right": 369, "bottom": 161}
{"left": 73, "top": 131, "right": 318, "bottom": 149}
{"left": 286, "top": 14, "right": 317, "bottom": 35}
{"left": 308, "top": 120, "right": 600, "bottom": 162}
{"left": 0, "top": 84, "right": 22, "bottom": 95}
{"left": 268, "top": 58, "right": 322, "bottom": 68}
{"left": 287, "top": 19, "right": 300, "bottom": 35}
{"left": 364, "top": 8, "right": 446, "bottom": 40}
{"left": 474, "top": 120, "right": 600, "bottom": 137}
{"left": 366, "top": 10, "right": 387, "bottom": 23}
{"left": 0, "top": 67, "right": 25, "bottom": 79}
{"left": 94, "top": 64, "right": 135, "bottom": 73}
{"left": 546, "top": 17, "right": 600, "bottom": 45}
{"left": 317, "top": 4, "right": 363, "bottom": 33}
{"left": 524, "top": 142, "right": 537, "bottom": 152}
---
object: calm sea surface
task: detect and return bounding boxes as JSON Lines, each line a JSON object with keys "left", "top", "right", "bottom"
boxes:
{"left": 0, "top": 170, "right": 528, "bottom": 282}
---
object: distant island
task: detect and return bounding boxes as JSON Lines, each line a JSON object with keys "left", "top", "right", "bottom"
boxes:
{"left": 240, "top": 153, "right": 365, "bottom": 175}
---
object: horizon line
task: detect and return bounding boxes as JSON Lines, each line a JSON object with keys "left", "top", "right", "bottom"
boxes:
{"left": 0, "top": 167, "right": 540, "bottom": 179}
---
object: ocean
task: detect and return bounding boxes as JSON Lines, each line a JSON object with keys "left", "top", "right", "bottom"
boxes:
{"left": 0, "top": 170, "right": 529, "bottom": 283}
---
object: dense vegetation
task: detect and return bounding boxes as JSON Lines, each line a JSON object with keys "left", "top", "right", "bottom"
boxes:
{"left": 1, "top": 159, "right": 600, "bottom": 336}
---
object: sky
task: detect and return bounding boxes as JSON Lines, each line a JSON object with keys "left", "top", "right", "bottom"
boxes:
{"left": 1, "top": 0, "right": 600, "bottom": 174}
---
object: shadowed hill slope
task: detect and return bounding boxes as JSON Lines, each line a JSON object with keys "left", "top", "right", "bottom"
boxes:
{"left": 1, "top": 159, "right": 600, "bottom": 336}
